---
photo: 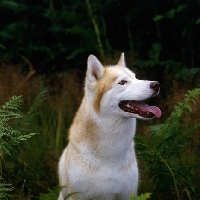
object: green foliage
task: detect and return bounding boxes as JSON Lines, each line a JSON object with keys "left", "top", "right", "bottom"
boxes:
{"left": 137, "top": 59, "right": 200, "bottom": 88}
{"left": 0, "top": 94, "right": 42, "bottom": 198}
{"left": 148, "top": 42, "right": 162, "bottom": 62}
{"left": 39, "top": 188, "right": 150, "bottom": 200}
{"left": 0, "top": 89, "right": 48, "bottom": 198}
{"left": 0, "top": 0, "right": 97, "bottom": 72}
{"left": 0, "top": 96, "right": 37, "bottom": 156}
{"left": 18, "top": 88, "right": 48, "bottom": 133}
{"left": 130, "top": 193, "right": 151, "bottom": 200}
{"left": 39, "top": 186, "right": 61, "bottom": 200}
{"left": 136, "top": 88, "right": 200, "bottom": 199}
{"left": 153, "top": 4, "right": 188, "bottom": 21}
{"left": 39, "top": 186, "right": 78, "bottom": 200}
{"left": 0, "top": 178, "right": 12, "bottom": 199}
{"left": 0, "top": 0, "right": 200, "bottom": 73}
{"left": 175, "top": 68, "right": 200, "bottom": 86}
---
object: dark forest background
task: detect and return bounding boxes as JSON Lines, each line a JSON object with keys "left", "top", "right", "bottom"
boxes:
{"left": 1, "top": 0, "right": 200, "bottom": 74}
{"left": 0, "top": 0, "right": 200, "bottom": 199}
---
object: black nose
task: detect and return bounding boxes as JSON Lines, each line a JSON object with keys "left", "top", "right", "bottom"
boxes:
{"left": 150, "top": 81, "right": 160, "bottom": 92}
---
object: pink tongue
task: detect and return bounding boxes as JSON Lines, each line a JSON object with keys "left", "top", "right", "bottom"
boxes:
{"left": 131, "top": 101, "right": 162, "bottom": 118}
{"left": 149, "top": 106, "right": 162, "bottom": 118}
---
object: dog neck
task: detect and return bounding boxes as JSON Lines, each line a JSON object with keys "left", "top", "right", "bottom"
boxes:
{"left": 69, "top": 96, "right": 136, "bottom": 161}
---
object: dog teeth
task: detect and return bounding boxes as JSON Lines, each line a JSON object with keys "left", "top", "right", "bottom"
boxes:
{"left": 126, "top": 104, "right": 131, "bottom": 108}
{"left": 123, "top": 103, "right": 153, "bottom": 117}
{"left": 125, "top": 104, "right": 138, "bottom": 111}
{"left": 144, "top": 111, "right": 153, "bottom": 116}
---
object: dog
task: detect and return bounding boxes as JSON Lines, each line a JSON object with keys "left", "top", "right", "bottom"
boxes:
{"left": 58, "top": 53, "right": 161, "bottom": 200}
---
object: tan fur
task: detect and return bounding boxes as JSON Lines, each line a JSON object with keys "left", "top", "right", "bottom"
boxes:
{"left": 69, "top": 97, "right": 100, "bottom": 148}
{"left": 93, "top": 68, "right": 118, "bottom": 113}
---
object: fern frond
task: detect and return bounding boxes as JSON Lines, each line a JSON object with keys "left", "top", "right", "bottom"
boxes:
{"left": 26, "top": 88, "right": 47, "bottom": 115}
{"left": 0, "top": 95, "right": 38, "bottom": 156}
{"left": 39, "top": 186, "right": 61, "bottom": 200}
{"left": 1, "top": 96, "right": 22, "bottom": 111}
{"left": 148, "top": 124, "right": 164, "bottom": 135}
{"left": 0, "top": 122, "right": 20, "bottom": 137}
{"left": 0, "top": 96, "right": 22, "bottom": 122}
{"left": 0, "top": 185, "right": 12, "bottom": 198}
{"left": 159, "top": 88, "right": 200, "bottom": 136}
{"left": 18, "top": 88, "right": 48, "bottom": 132}
{"left": 0, "top": 178, "right": 12, "bottom": 198}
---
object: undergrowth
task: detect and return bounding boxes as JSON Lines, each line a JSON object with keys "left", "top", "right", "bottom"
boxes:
{"left": 136, "top": 88, "right": 200, "bottom": 200}
{"left": 39, "top": 186, "right": 151, "bottom": 200}
{"left": 0, "top": 95, "right": 37, "bottom": 198}
{"left": 0, "top": 89, "right": 47, "bottom": 199}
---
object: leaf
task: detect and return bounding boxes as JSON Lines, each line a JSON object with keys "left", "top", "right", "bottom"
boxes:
{"left": 148, "top": 42, "right": 162, "bottom": 62}
{"left": 1, "top": 0, "right": 27, "bottom": 11}
{"left": 0, "top": 178, "right": 12, "bottom": 198}
{"left": 177, "top": 4, "right": 188, "bottom": 13}
{"left": 153, "top": 15, "right": 164, "bottom": 22}
{"left": 148, "top": 124, "right": 164, "bottom": 135}
{"left": 166, "top": 9, "right": 175, "bottom": 19}
{"left": 18, "top": 88, "right": 48, "bottom": 132}
{"left": 39, "top": 186, "right": 61, "bottom": 200}
{"left": 195, "top": 18, "right": 200, "bottom": 24}
{"left": 153, "top": 4, "right": 188, "bottom": 21}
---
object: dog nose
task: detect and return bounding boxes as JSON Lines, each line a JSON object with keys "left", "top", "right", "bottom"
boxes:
{"left": 150, "top": 81, "right": 160, "bottom": 92}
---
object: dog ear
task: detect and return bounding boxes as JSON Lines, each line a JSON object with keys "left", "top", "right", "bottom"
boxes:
{"left": 118, "top": 53, "right": 126, "bottom": 67}
{"left": 87, "top": 55, "right": 104, "bottom": 81}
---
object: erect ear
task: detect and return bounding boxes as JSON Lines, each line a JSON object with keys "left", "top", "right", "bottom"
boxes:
{"left": 117, "top": 53, "right": 126, "bottom": 67}
{"left": 87, "top": 55, "right": 105, "bottom": 81}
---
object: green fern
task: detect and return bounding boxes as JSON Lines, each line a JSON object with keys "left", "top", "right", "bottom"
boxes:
{"left": 17, "top": 88, "right": 48, "bottom": 132}
{"left": 0, "top": 95, "right": 36, "bottom": 197}
{"left": 0, "top": 95, "right": 37, "bottom": 156}
{"left": 5, "top": 89, "right": 48, "bottom": 196}
{"left": 0, "top": 95, "right": 22, "bottom": 123}
{"left": 39, "top": 186, "right": 61, "bottom": 200}
{"left": 0, "top": 178, "right": 12, "bottom": 199}
{"left": 0, "top": 90, "right": 47, "bottom": 198}
{"left": 136, "top": 88, "right": 200, "bottom": 200}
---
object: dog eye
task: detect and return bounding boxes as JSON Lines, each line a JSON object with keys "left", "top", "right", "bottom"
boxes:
{"left": 118, "top": 80, "right": 127, "bottom": 85}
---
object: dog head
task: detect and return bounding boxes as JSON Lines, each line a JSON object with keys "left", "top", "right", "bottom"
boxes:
{"left": 85, "top": 53, "right": 161, "bottom": 119}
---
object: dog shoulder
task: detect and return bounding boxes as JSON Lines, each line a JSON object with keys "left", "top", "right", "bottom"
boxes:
{"left": 68, "top": 97, "right": 100, "bottom": 147}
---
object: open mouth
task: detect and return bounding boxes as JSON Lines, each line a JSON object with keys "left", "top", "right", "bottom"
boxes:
{"left": 119, "top": 100, "right": 162, "bottom": 118}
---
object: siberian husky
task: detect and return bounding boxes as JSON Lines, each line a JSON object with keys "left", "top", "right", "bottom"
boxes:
{"left": 58, "top": 53, "right": 161, "bottom": 200}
